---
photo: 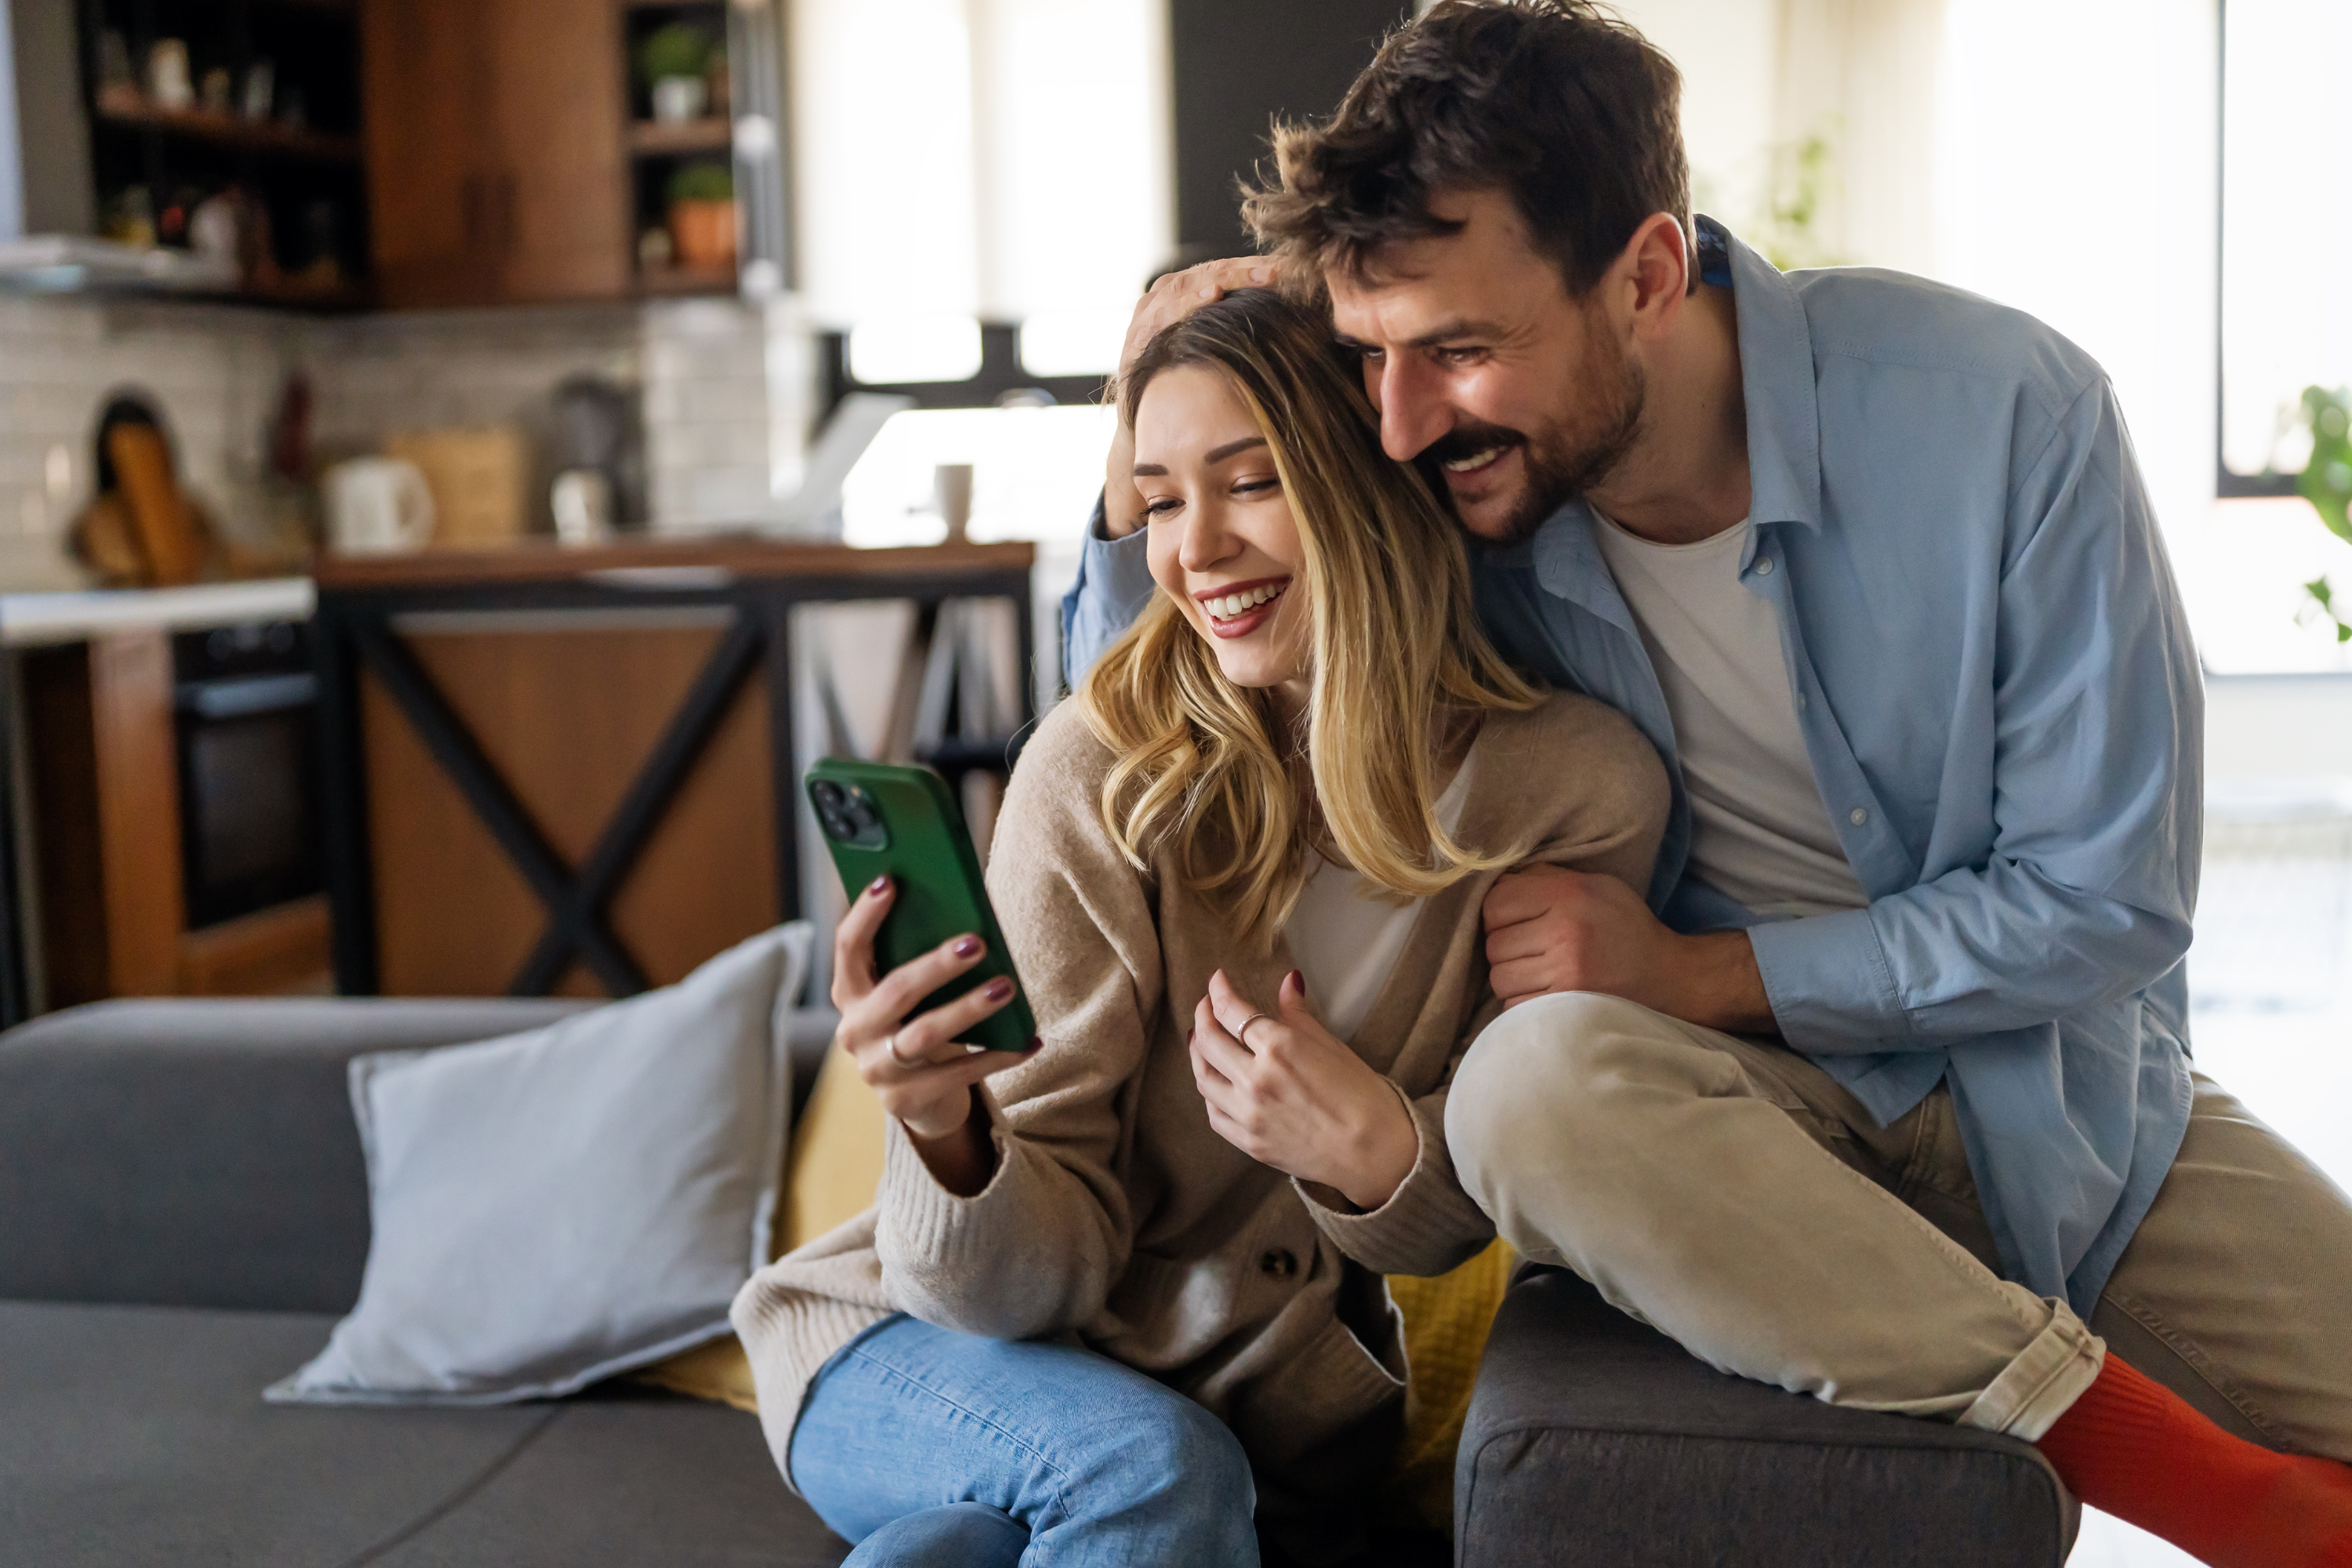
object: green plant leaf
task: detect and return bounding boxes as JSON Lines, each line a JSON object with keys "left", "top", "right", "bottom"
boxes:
{"left": 666, "top": 161, "right": 734, "bottom": 205}
{"left": 2298, "top": 387, "right": 2352, "bottom": 543}
{"left": 637, "top": 23, "right": 711, "bottom": 87}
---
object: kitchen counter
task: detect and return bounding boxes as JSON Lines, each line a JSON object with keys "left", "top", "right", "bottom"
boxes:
{"left": 0, "top": 579, "right": 315, "bottom": 648}
{"left": 310, "top": 536, "right": 1033, "bottom": 590}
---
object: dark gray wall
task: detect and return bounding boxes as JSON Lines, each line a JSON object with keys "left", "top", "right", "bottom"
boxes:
{"left": 1171, "top": 0, "right": 1410, "bottom": 258}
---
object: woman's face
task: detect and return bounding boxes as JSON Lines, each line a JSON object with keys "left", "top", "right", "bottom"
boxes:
{"left": 1133, "top": 364, "right": 1310, "bottom": 699}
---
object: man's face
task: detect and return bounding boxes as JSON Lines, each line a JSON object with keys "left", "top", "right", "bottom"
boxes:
{"left": 1330, "top": 187, "right": 1644, "bottom": 545}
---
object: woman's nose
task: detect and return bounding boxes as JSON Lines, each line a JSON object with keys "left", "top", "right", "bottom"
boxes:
{"left": 1176, "top": 505, "right": 1240, "bottom": 572}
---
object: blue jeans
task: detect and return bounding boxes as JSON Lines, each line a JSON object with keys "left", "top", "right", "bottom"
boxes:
{"left": 790, "top": 1315, "right": 1261, "bottom": 1568}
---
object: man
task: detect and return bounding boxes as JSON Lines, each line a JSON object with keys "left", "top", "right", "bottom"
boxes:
{"left": 1062, "top": 3, "right": 2352, "bottom": 1562}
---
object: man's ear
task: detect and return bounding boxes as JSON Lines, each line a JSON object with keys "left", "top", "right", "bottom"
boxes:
{"left": 1620, "top": 212, "right": 1692, "bottom": 343}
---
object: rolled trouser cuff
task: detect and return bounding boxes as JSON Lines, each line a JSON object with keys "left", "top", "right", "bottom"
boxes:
{"left": 1957, "top": 1298, "right": 2105, "bottom": 1442}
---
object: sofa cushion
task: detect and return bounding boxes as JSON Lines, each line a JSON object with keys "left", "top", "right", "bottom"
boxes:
{"left": 1456, "top": 1268, "right": 2078, "bottom": 1566}
{"left": 0, "top": 1298, "right": 846, "bottom": 1567}
{"left": 270, "top": 926, "right": 811, "bottom": 1405}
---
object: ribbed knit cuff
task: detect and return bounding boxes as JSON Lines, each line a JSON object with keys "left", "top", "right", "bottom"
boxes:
{"left": 876, "top": 1094, "right": 1016, "bottom": 1272}
{"left": 1298, "top": 1087, "right": 1495, "bottom": 1277}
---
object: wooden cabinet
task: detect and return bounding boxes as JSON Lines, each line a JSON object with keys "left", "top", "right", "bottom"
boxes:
{"left": 13, "top": 631, "right": 330, "bottom": 1012}
{"left": 361, "top": 0, "right": 630, "bottom": 307}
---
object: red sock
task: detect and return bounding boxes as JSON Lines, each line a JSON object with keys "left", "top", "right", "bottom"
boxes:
{"left": 2034, "top": 1352, "right": 2352, "bottom": 1567}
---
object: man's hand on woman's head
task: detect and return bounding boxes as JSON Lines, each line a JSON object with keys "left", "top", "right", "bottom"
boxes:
{"left": 1102, "top": 256, "right": 1284, "bottom": 540}
{"left": 829, "top": 877, "right": 1037, "bottom": 1196}
{"left": 1481, "top": 865, "right": 1778, "bottom": 1035}
{"left": 1189, "top": 968, "right": 1418, "bottom": 1213}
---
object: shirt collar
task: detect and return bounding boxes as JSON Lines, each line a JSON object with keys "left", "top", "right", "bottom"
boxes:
{"left": 1504, "top": 216, "right": 1823, "bottom": 608}
{"left": 1707, "top": 216, "right": 1825, "bottom": 534}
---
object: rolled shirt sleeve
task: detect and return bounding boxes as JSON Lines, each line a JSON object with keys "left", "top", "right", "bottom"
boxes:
{"left": 1751, "top": 376, "right": 2201, "bottom": 1053}
{"left": 1059, "top": 494, "right": 1159, "bottom": 689}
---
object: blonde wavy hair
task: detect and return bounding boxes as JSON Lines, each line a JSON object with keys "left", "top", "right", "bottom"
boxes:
{"left": 1078, "top": 289, "right": 1540, "bottom": 942}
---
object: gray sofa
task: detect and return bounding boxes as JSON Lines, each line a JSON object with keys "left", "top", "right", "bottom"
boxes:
{"left": 0, "top": 998, "right": 851, "bottom": 1568}
{"left": 2, "top": 998, "right": 2078, "bottom": 1567}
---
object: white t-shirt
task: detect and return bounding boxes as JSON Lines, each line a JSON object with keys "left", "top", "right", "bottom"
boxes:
{"left": 1589, "top": 508, "right": 1867, "bottom": 919}
{"left": 1283, "top": 746, "right": 1476, "bottom": 1040}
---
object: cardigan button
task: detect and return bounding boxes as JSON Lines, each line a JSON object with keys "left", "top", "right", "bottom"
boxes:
{"left": 1260, "top": 1249, "right": 1298, "bottom": 1280}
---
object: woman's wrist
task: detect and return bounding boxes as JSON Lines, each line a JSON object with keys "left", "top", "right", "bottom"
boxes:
{"left": 1333, "top": 1086, "right": 1420, "bottom": 1212}
{"left": 906, "top": 1090, "right": 996, "bottom": 1198}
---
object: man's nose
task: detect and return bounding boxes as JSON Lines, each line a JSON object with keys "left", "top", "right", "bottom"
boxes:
{"left": 1373, "top": 356, "right": 1446, "bottom": 463}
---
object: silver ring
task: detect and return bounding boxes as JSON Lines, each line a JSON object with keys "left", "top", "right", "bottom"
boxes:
{"left": 886, "top": 1032, "right": 920, "bottom": 1069}
{"left": 1236, "top": 1012, "right": 1270, "bottom": 1048}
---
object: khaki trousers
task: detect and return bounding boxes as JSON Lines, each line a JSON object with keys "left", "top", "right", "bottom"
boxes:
{"left": 1445, "top": 992, "right": 2352, "bottom": 1456}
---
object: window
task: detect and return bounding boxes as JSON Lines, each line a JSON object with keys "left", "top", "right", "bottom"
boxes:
{"left": 2219, "top": 0, "right": 2352, "bottom": 492}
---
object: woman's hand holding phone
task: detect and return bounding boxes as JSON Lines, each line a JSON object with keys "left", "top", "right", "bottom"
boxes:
{"left": 831, "top": 877, "right": 1037, "bottom": 1197}
{"left": 1189, "top": 969, "right": 1419, "bottom": 1213}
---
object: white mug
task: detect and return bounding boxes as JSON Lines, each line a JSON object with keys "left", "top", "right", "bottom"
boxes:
{"left": 325, "top": 458, "right": 435, "bottom": 555}
{"left": 550, "top": 468, "right": 613, "bottom": 545}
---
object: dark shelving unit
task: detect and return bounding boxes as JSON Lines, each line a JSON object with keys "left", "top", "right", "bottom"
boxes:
{"left": 78, "top": 0, "right": 372, "bottom": 306}
{"left": 619, "top": 0, "right": 736, "bottom": 299}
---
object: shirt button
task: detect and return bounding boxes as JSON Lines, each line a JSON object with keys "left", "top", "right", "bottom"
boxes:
{"left": 1849, "top": 808, "right": 1869, "bottom": 826}
{"left": 1755, "top": 557, "right": 1775, "bottom": 575}
{"left": 1260, "top": 1249, "right": 1298, "bottom": 1280}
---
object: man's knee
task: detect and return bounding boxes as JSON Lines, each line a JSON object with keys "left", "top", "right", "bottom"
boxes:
{"left": 1446, "top": 991, "right": 1689, "bottom": 1175}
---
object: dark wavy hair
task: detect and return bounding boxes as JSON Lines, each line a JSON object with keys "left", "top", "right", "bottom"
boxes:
{"left": 1241, "top": 0, "right": 1692, "bottom": 298}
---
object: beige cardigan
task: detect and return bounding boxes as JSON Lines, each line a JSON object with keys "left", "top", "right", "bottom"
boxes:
{"left": 731, "top": 691, "right": 1668, "bottom": 1522}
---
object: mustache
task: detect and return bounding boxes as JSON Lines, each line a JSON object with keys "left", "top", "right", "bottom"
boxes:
{"left": 1421, "top": 423, "right": 1527, "bottom": 466}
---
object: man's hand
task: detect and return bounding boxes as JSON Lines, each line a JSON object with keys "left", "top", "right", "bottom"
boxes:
{"left": 1189, "top": 968, "right": 1418, "bottom": 1212}
{"left": 1482, "top": 866, "right": 1778, "bottom": 1035}
{"left": 1102, "top": 256, "right": 1283, "bottom": 539}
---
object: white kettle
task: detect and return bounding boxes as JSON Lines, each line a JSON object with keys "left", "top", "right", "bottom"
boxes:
{"left": 325, "top": 458, "right": 436, "bottom": 555}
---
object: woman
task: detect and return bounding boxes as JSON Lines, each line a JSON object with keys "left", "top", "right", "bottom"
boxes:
{"left": 732, "top": 289, "right": 1667, "bottom": 1566}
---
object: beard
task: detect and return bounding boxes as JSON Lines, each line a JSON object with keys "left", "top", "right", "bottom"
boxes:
{"left": 1424, "top": 341, "right": 1647, "bottom": 546}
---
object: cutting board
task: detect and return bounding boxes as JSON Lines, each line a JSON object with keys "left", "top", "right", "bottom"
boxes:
{"left": 386, "top": 427, "right": 531, "bottom": 550}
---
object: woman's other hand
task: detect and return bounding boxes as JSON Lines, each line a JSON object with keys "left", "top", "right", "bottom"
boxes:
{"left": 832, "top": 877, "right": 1036, "bottom": 1196}
{"left": 1189, "top": 969, "right": 1418, "bottom": 1212}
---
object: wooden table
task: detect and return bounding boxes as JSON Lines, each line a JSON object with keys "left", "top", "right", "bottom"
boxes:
{"left": 313, "top": 537, "right": 1036, "bottom": 1000}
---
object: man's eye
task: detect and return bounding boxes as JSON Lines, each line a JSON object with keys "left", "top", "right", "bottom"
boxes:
{"left": 1436, "top": 346, "right": 1486, "bottom": 367}
{"left": 1359, "top": 347, "right": 1386, "bottom": 363}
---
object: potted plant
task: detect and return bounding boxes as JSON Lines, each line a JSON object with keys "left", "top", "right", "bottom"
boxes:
{"left": 666, "top": 162, "right": 736, "bottom": 270}
{"left": 638, "top": 23, "right": 712, "bottom": 123}
{"left": 2288, "top": 387, "right": 2352, "bottom": 639}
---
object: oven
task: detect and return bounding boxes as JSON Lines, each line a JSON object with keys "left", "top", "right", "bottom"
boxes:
{"left": 173, "top": 621, "right": 324, "bottom": 930}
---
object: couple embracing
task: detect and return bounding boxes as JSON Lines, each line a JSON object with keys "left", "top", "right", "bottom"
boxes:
{"left": 734, "top": 5, "right": 2352, "bottom": 1566}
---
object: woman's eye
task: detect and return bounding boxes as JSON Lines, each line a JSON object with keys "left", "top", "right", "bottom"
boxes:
{"left": 1142, "top": 496, "right": 1181, "bottom": 518}
{"left": 1233, "top": 478, "right": 1280, "bottom": 497}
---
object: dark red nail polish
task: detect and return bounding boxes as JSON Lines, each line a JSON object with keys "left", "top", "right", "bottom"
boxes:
{"left": 953, "top": 935, "right": 982, "bottom": 959}
{"left": 1288, "top": 970, "right": 1305, "bottom": 994}
{"left": 868, "top": 876, "right": 890, "bottom": 895}
{"left": 985, "top": 977, "right": 1014, "bottom": 1001}
{"left": 1027, "top": 1037, "right": 1042, "bottom": 1052}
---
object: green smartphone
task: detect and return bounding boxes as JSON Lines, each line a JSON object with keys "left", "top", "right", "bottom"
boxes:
{"left": 805, "top": 758, "right": 1035, "bottom": 1054}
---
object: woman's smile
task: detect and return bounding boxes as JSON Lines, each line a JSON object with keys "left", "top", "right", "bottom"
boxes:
{"left": 1196, "top": 575, "right": 1292, "bottom": 637}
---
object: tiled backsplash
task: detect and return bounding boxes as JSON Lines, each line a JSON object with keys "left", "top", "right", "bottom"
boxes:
{"left": 0, "top": 291, "right": 801, "bottom": 592}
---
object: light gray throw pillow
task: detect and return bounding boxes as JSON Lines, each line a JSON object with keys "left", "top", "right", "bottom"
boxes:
{"left": 267, "top": 922, "right": 812, "bottom": 1405}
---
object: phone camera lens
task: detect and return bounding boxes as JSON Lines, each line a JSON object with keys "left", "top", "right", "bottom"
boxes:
{"left": 811, "top": 780, "right": 845, "bottom": 811}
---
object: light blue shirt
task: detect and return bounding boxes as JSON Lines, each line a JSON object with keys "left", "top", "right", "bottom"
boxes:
{"left": 1058, "top": 220, "right": 2201, "bottom": 1317}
